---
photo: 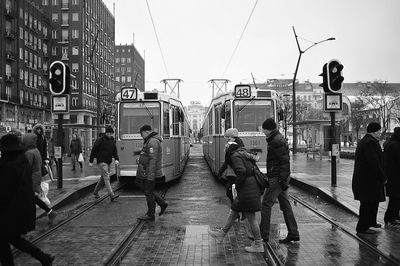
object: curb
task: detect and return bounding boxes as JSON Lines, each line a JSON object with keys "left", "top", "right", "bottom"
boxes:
{"left": 290, "top": 175, "right": 359, "bottom": 217}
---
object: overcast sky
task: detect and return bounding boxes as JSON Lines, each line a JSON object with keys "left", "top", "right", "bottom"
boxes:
{"left": 103, "top": 0, "right": 400, "bottom": 106}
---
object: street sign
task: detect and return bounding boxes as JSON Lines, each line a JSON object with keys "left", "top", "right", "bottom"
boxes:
{"left": 54, "top": 146, "right": 62, "bottom": 159}
{"left": 52, "top": 95, "right": 70, "bottom": 113}
{"left": 324, "top": 93, "right": 342, "bottom": 112}
{"left": 332, "top": 144, "right": 340, "bottom": 156}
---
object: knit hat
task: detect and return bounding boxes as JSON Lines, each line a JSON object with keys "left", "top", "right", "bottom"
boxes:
{"left": 224, "top": 128, "right": 238, "bottom": 138}
{"left": 366, "top": 122, "right": 381, "bottom": 133}
{"left": 105, "top": 126, "right": 114, "bottom": 133}
{"left": 0, "top": 134, "right": 24, "bottom": 152}
{"left": 139, "top": 125, "right": 152, "bottom": 133}
{"left": 262, "top": 118, "right": 276, "bottom": 130}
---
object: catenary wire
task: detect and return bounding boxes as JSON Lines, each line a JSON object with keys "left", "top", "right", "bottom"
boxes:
{"left": 221, "top": 0, "right": 259, "bottom": 78}
{"left": 146, "top": 0, "right": 170, "bottom": 78}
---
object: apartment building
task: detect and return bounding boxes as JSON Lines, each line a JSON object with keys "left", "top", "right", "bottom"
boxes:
{"left": 115, "top": 44, "right": 145, "bottom": 92}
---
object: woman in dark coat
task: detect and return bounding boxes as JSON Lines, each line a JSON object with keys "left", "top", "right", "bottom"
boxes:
{"left": 208, "top": 142, "right": 263, "bottom": 253}
{"left": 352, "top": 122, "right": 386, "bottom": 234}
{"left": 384, "top": 127, "right": 400, "bottom": 225}
{"left": 0, "top": 134, "right": 54, "bottom": 265}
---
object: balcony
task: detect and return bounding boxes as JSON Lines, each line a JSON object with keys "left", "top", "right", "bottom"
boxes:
{"left": 4, "top": 30, "right": 15, "bottom": 40}
{"left": 5, "top": 52, "right": 16, "bottom": 61}
{"left": 5, "top": 8, "right": 15, "bottom": 19}
{"left": 58, "top": 39, "right": 69, "bottom": 44}
{"left": 5, "top": 75, "right": 15, "bottom": 83}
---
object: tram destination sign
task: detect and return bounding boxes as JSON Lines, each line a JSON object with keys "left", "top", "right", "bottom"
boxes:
{"left": 121, "top": 87, "right": 138, "bottom": 101}
{"left": 234, "top": 84, "right": 252, "bottom": 98}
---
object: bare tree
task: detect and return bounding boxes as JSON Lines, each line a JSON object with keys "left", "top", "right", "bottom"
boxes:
{"left": 350, "top": 100, "right": 368, "bottom": 142}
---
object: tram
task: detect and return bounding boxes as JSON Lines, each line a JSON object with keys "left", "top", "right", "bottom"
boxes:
{"left": 114, "top": 87, "right": 190, "bottom": 183}
{"left": 202, "top": 84, "right": 280, "bottom": 175}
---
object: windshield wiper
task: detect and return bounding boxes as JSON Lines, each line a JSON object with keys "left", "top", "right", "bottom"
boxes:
{"left": 140, "top": 100, "right": 154, "bottom": 120}
{"left": 237, "top": 96, "right": 255, "bottom": 113}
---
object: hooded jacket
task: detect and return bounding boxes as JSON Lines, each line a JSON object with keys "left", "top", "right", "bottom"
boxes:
{"left": 23, "top": 133, "right": 43, "bottom": 193}
{"left": 89, "top": 134, "right": 119, "bottom": 164}
{"left": 137, "top": 132, "right": 163, "bottom": 181}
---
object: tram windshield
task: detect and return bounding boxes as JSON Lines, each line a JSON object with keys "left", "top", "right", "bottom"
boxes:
{"left": 233, "top": 99, "right": 274, "bottom": 132}
{"left": 119, "top": 102, "right": 160, "bottom": 139}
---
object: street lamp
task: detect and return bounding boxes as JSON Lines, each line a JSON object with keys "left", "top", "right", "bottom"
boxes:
{"left": 291, "top": 26, "right": 335, "bottom": 155}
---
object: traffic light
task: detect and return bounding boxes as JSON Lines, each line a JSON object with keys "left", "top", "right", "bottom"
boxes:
{"left": 320, "top": 60, "right": 344, "bottom": 93}
{"left": 49, "top": 61, "right": 70, "bottom": 95}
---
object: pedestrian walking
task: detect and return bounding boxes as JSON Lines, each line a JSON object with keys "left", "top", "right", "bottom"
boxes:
{"left": 89, "top": 126, "right": 119, "bottom": 201}
{"left": 383, "top": 127, "right": 400, "bottom": 226}
{"left": 32, "top": 124, "right": 49, "bottom": 177}
{"left": 352, "top": 122, "right": 386, "bottom": 234}
{"left": 260, "top": 118, "right": 299, "bottom": 243}
{"left": 208, "top": 141, "right": 264, "bottom": 252}
{"left": 0, "top": 134, "right": 55, "bottom": 266}
{"left": 23, "top": 133, "right": 58, "bottom": 225}
{"left": 135, "top": 125, "right": 168, "bottom": 221}
{"left": 70, "top": 133, "right": 83, "bottom": 170}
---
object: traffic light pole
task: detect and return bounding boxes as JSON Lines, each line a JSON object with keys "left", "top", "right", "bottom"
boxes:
{"left": 330, "top": 112, "right": 337, "bottom": 187}
{"left": 57, "top": 114, "right": 63, "bottom": 189}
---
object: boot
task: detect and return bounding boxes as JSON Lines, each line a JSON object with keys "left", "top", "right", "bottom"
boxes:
{"left": 47, "top": 210, "right": 57, "bottom": 225}
{"left": 245, "top": 240, "right": 264, "bottom": 253}
{"left": 208, "top": 228, "right": 226, "bottom": 243}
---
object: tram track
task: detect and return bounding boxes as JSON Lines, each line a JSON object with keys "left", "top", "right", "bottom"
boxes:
{"left": 289, "top": 193, "right": 400, "bottom": 266}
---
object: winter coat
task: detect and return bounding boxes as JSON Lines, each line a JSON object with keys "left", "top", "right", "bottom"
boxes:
{"left": 384, "top": 129, "right": 400, "bottom": 197}
{"left": 266, "top": 130, "right": 290, "bottom": 182}
{"left": 33, "top": 123, "right": 47, "bottom": 162}
{"left": 352, "top": 133, "right": 386, "bottom": 202}
{"left": 23, "top": 133, "right": 43, "bottom": 193}
{"left": 226, "top": 145, "right": 261, "bottom": 212}
{"left": 137, "top": 132, "right": 163, "bottom": 181}
{"left": 70, "top": 138, "right": 82, "bottom": 155}
{"left": 89, "top": 135, "right": 119, "bottom": 165}
{"left": 0, "top": 151, "right": 36, "bottom": 237}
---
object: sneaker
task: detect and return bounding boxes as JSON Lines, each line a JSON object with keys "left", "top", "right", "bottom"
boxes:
{"left": 137, "top": 214, "right": 155, "bottom": 221}
{"left": 159, "top": 203, "right": 168, "bottom": 216}
{"left": 245, "top": 240, "right": 264, "bottom": 253}
{"left": 208, "top": 228, "right": 225, "bottom": 243}
{"left": 93, "top": 193, "right": 100, "bottom": 199}
{"left": 279, "top": 235, "right": 300, "bottom": 243}
{"left": 110, "top": 194, "right": 119, "bottom": 202}
{"left": 47, "top": 210, "right": 57, "bottom": 225}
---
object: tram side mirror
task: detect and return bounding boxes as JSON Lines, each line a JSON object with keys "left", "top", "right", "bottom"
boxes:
{"left": 278, "top": 109, "right": 284, "bottom": 121}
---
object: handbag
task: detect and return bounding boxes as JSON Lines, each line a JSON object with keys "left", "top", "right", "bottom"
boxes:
{"left": 253, "top": 164, "right": 269, "bottom": 189}
{"left": 78, "top": 153, "right": 84, "bottom": 162}
{"left": 39, "top": 182, "right": 51, "bottom": 206}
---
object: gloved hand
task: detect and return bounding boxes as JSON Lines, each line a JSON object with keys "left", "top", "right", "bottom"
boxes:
{"left": 89, "top": 163, "right": 93, "bottom": 167}
{"left": 280, "top": 180, "right": 289, "bottom": 191}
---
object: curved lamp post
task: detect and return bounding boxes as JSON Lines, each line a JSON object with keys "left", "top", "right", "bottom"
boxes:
{"left": 292, "top": 26, "right": 335, "bottom": 155}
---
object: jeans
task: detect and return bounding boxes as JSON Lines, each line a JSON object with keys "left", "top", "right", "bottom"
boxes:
{"left": 384, "top": 196, "right": 400, "bottom": 223}
{"left": 93, "top": 163, "right": 114, "bottom": 196}
{"left": 0, "top": 235, "right": 49, "bottom": 265}
{"left": 222, "top": 210, "right": 261, "bottom": 241}
{"left": 260, "top": 177, "right": 299, "bottom": 240}
{"left": 135, "top": 178, "right": 166, "bottom": 217}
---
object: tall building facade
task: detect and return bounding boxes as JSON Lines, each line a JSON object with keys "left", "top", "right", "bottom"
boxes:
{"left": 0, "top": 0, "right": 53, "bottom": 132}
{"left": 115, "top": 44, "right": 145, "bottom": 92}
{"left": 41, "top": 0, "right": 115, "bottom": 150}
{"left": 185, "top": 101, "right": 207, "bottom": 142}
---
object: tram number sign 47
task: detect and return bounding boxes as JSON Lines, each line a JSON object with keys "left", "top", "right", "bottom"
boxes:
{"left": 234, "top": 84, "right": 252, "bottom": 98}
{"left": 121, "top": 87, "right": 138, "bottom": 100}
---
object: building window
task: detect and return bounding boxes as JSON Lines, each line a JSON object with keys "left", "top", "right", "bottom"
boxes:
{"left": 72, "top": 63, "right": 79, "bottom": 72}
{"left": 52, "top": 0, "right": 58, "bottom": 5}
{"left": 52, "top": 13, "right": 58, "bottom": 22}
{"left": 51, "top": 30, "right": 57, "bottom": 39}
{"left": 72, "top": 46, "right": 79, "bottom": 55}
{"left": 127, "top": 76, "right": 132, "bottom": 83}
{"left": 62, "top": 13, "right": 69, "bottom": 25}
{"left": 72, "top": 97, "right": 78, "bottom": 106}
{"left": 72, "top": 29, "right": 79, "bottom": 38}
{"left": 127, "top": 67, "right": 132, "bottom": 73}
{"left": 121, "top": 57, "right": 126, "bottom": 64}
{"left": 19, "top": 27, "right": 23, "bottom": 39}
{"left": 115, "top": 58, "right": 120, "bottom": 63}
{"left": 61, "top": 30, "right": 69, "bottom": 42}
{"left": 42, "top": 0, "right": 49, "bottom": 5}
{"left": 72, "top": 0, "right": 78, "bottom": 4}
{"left": 127, "top": 58, "right": 131, "bottom": 63}
{"left": 52, "top": 47, "right": 57, "bottom": 56}
{"left": 72, "top": 13, "right": 79, "bottom": 21}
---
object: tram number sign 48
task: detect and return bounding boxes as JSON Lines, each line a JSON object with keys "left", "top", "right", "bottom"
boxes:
{"left": 121, "top": 87, "right": 138, "bottom": 100}
{"left": 234, "top": 84, "right": 252, "bottom": 98}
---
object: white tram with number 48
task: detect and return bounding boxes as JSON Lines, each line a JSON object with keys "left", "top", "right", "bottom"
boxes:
{"left": 202, "top": 84, "right": 280, "bottom": 175}
{"left": 115, "top": 87, "right": 190, "bottom": 183}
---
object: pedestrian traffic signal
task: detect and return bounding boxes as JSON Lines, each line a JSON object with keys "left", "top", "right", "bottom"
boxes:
{"left": 49, "top": 61, "right": 70, "bottom": 95}
{"left": 320, "top": 60, "right": 344, "bottom": 93}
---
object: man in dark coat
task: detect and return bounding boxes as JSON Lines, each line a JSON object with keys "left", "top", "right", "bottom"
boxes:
{"left": 0, "top": 134, "right": 54, "bottom": 265}
{"left": 135, "top": 125, "right": 168, "bottom": 221}
{"left": 89, "top": 126, "right": 119, "bottom": 202}
{"left": 260, "top": 118, "right": 299, "bottom": 243}
{"left": 352, "top": 122, "right": 386, "bottom": 234}
{"left": 383, "top": 127, "right": 400, "bottom": 225}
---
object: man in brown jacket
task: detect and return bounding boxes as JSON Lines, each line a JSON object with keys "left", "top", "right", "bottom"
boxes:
{"left": 136, "top": 125, "right": 168, "bottom": 221}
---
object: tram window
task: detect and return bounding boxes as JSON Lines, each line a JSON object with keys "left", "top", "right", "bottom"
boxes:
{"left": 214, "top": 104, "right": 222, "bottom": 134}
{"left": 119, "top": 102, "right": 160, "bottom": 139}
{"left": 172, "top": 105, "right": 179, "bottom": 136}
{"left": 163, "top": 102, "right": 170, "bottom": 139}
{"left": 233, "top": 100, "right": 274, "bottom": 132}
{"left": 224, "top": 101, "right": 231, "bottom": 129}
{"left": 208, "top": 111, "right": 213, "bottom": 135}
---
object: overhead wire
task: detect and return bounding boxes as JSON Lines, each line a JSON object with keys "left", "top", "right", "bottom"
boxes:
{"left": 221, "top": 0, "right": 259, "bottom": 78}
{"left": 145, "top": 0, "right": 169, "bottom": 78}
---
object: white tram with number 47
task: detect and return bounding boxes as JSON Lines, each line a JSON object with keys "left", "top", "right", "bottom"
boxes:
{"left": 115, "top": 87, "right": 191, "bottom": 183}
{"left": 202, "top": 84, "right": 280, "bottom": 176}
